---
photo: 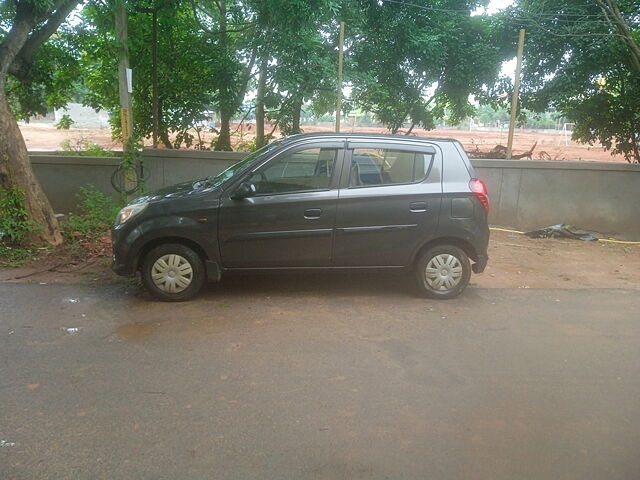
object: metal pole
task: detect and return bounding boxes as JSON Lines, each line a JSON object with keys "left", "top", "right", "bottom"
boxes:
{"left": 506, "top": 28, "right": 525, "bottom": 160}
{"left": 336, "top": 21, "right": 345, "bottom": 133}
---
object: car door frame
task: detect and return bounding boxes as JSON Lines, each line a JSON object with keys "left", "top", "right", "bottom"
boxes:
{"left": 217, "top": 138, "right": 348, "bottom": 269}
{"left": 332, "top": 139, "right": 444, "bottom": 267}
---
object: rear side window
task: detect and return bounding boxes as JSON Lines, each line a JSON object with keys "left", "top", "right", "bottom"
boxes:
{"left": 349, "top": 148, "right": 434, "bottom": 187}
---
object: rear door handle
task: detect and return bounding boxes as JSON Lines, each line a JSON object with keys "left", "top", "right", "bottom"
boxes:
{"left": 304, "top": 208, "right": 322, "bottom": 219}
{"left": 410, "top": 201, "right": 427, "bottom": 213}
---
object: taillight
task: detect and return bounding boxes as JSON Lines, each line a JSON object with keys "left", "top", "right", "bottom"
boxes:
{"left": 470, "top": 178, "right": 489, "bottom": 212}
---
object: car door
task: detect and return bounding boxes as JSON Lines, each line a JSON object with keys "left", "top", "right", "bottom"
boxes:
{"left": 218, "top": 141, "right": 345, "bottom": 268}
{"left": 332, "top": 140, "right": 443, "bottom": 267}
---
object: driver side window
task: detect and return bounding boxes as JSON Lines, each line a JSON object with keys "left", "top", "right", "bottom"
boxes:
{"left": 250, "top": 147, "right": 338, "bottom": 195}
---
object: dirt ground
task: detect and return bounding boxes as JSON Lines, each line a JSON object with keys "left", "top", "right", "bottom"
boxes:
{"left": 2, "top": 230, "right": 638, "bottom": 290}
{"left": 20, "top": 123, "right": 626, "bottom": 163}
{"left": 302, "top": 125, "right": 625, "bottom": 162}
{"left": 21, "top": 124, "right": 120, "bottom": 151}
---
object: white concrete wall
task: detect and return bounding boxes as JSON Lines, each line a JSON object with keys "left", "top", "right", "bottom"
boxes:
{"left": 54, "top": 103, "right": 111, "bottom": 129}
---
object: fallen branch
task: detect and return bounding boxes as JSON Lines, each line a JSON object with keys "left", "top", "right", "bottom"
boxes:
{"left": 467, "top": 141, "right": 538, "bottom": 159}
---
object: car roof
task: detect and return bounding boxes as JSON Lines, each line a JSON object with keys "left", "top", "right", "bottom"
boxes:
{"left": 279, "top": 132, "right": 459, "bottom": 145}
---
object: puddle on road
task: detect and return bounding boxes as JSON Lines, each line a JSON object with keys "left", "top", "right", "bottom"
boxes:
{"left": 115, "top": 322, "right": 157, "bottom": 341}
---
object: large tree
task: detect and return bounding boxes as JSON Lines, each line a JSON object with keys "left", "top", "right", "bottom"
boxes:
{"left": 189, "top": 0, "right": 257, "bottom": 151}
{"left": 513, "top": 0, "right": 640, "bottom": 162}
{"left": 348, "top": 0, "right": 510, "bottom": 133}
{"left": 78, "top": 0, "right": 221, "bottom": 149}
{"left": 249, "top": 0, "right": 339, "bottom": 138}
{"left": 0, "top": 0, "right": 82, "bottom": 245}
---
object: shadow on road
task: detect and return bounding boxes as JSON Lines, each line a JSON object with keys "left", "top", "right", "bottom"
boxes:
{"left": 133, "top": 270, "right": 419, "bottom": 301}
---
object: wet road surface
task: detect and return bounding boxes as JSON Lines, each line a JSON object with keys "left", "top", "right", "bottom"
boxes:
{"left": 1, "top": 276, "right": 639, "bottom": 479}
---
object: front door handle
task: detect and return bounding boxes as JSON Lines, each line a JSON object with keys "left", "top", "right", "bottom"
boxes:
{"left": 304, "top": 208, "right": 322, "bottom": 219}
{"left": 410, "top": 201, "right": 427, "bottom": 213}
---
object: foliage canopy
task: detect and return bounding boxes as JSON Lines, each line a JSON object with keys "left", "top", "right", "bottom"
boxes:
{"left": 512, "top": 0, "right": 640, "bottom": 162}
{"left": 2, "top": 0, "right": 639, "bottom": 161}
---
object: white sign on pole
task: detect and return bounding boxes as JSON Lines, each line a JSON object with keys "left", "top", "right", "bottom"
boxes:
{"left": 126, "top": 68, "right": 133, "bottom": 93}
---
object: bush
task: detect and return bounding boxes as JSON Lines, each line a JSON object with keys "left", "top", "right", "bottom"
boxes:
{"left": 0, "top": 186, "right": 35, "bottom": 245}
{"left": 0, "top": 244, "right": 33, "bottom": 267}
{"left": 58, "top": 139, "right": 115, "bottom": 157}
{"left": 82, "top": 142, "right": 113, "bottom": 157}
{"left": 64, "top": 186, "right": 121, "bottom": 239}
{"left": 0, "top": 186, "right": 36, "bottom": 267}
{"left": 55, "top": 114, "right": 75, "bottom": 130}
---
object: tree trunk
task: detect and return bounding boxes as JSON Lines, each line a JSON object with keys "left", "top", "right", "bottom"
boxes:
{"left": 0, "top": 0, "right": 80, "bottom": 246}
{"left": 157, "top": 99, "right": 172, "bottom": 148}
{"left": 215, "top": 113, "right": 232, "bottom": 151}
{"left": 213, "top": 49, "right": 258, "bottom": 151}
{"left": 151, "top": 7, "right": 159, "bottom": 148}
{"left": 291, "top": 98, "right": 303, "bottom": 134}
{"left": 213, "top": 1, "right": 232, "bottom": 152}
{"left": 255, "top": 57, "right": 268, "bottom": 148}
{"left": 159, "top": 130, "right": 173, "bottom": 149}
{"left": 0, "top": 90, "right": 62, "bottom": 245}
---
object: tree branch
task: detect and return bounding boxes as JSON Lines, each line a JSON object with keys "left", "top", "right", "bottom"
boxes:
{"left": 26, "top": 0, "right": 81, "bottom": 54}
{"left": 190, "top": 0, "right": 255, "bottom": 36}
{"left": 233, "top": 47, "right": 257, "bottom": 111}
{"left": 0, "top": 4, "right": 39, "bottom": 82}
{"left": 190, "top": 0, "right": 215, "bottom": 34}
{"left": 594, "top": 0, "right": 640, "bottom": 73}
{"left": 7, "top": 0, "right": 82, "bottom": 82}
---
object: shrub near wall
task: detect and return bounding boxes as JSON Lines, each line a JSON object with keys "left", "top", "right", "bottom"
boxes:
{"left": 0, "top": 186, "right": 36, "bottom": 266}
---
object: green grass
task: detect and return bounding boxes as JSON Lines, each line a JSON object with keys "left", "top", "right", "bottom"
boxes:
{"left": 0, "top": 245, "right": 33, "bottom": 267}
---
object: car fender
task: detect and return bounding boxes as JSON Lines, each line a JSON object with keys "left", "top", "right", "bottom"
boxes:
{"left": 127, "top": 215, "right": 220, "bottom": 269}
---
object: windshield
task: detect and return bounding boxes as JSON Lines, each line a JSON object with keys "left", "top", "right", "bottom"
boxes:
{"left": 206, "top": 139, "right": 286, "bottom": 188}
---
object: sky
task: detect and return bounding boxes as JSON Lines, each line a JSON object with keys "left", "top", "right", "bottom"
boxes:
{"left": 485, "top": 0, "right": 517, "bottom": 76}
{"left": 484, "top": 0, "right": 515, "bottom": 14}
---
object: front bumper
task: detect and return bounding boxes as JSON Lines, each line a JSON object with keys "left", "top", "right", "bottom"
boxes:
{"left": 111, "top": 256, "right": 136, "bottom": 276}
{"left": 111, "top": 225, "right": 139, "bottom": 277}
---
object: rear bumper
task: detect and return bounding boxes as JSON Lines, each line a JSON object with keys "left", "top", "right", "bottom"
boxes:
{"left": 472, "top": 254, "right": 488, "bottom": 274}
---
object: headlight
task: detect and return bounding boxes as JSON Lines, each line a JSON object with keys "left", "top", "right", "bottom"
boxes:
{"left": 116, "top": 202, "right": 148, "bottom": 225}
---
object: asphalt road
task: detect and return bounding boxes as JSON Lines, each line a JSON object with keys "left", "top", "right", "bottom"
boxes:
{"left": 1, "top": 276, "right": 639, "bottom": 480}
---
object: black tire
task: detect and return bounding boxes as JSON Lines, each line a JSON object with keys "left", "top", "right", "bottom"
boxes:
{"left": 415, "top": 245, "right": 471, "bottom": 299}
{"left": 141, "top": 243, "right": 205, "bottom": 301}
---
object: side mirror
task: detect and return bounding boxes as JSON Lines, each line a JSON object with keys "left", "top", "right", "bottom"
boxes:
{"left": 231, "top": 181, "right": 256, "bottom": 200}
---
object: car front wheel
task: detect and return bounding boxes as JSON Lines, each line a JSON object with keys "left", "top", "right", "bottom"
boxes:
{"left": 415, "top": 245, "right": 471, "bottom": 299}
{"left": 141, "top": 243, "right": 205, "bottom": 301}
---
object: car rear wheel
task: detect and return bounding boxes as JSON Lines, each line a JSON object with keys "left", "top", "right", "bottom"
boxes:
{"left": 141, "top": 244, "right": 205, "bottom": 301}
{"left": 415, "top": 245, "right": 471, "bottom": 299}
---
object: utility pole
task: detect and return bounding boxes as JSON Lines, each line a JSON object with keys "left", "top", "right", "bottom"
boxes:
{"left": 506, "top": 28, "right": 525, "bottom": 160}
{"left": 115, "top": 0, "right": 136, "bottom": 197}
{"left": 335, "top": 21, "right": 345, "bottom": 133}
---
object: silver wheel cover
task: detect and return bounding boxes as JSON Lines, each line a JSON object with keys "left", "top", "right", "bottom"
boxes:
{"left": 151, "top": 254, "right": 193, "bottom": 293}
{"left": 425, "top": 254, "right": 463, "bottom": 291}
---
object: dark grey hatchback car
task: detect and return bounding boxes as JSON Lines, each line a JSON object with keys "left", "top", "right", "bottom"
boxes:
{"left": 112, "top": 133, "right": 489, "bottom": 301}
